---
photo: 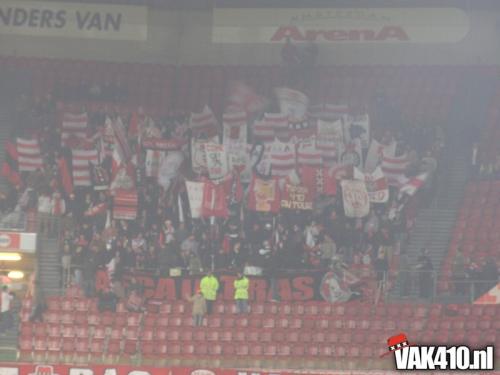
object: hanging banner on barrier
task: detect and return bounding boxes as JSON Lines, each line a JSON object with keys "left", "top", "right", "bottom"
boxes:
{"left": 95, "top": 268, "right": 361, "bottom": 303}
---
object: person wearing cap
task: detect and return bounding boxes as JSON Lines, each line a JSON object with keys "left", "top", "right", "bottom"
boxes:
{"left": 200, "top": 271, "right": 219, "bottom": 315}
{"left": 234, "top": 272, "right": 249, "bottom": 314}
{"left": 186, "top": 289, "right": 207, "bottom": 326}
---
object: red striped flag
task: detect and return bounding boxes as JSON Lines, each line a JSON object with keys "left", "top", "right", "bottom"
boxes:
{"left": 113, "top": 189, "right": 138, "bottom": 220}
{"left": 381, "top": 153, "right": 410, "bottom": 186}
{"left": 72, "top": 149, "right": 98, "bottom": 187}
{"left": 252, "top": 113, "right": 288, "bottom": 143}
{"left": 399, "top": 173, "right": 429, "bottom": 196}
{"left": 61, "top": 112, "right": 88, "bottom": 146}
{"left": 16, "top": 138, "right": 43, "bottom": 172}
{"left": 308, "top": 103, "right": 349, "bottom": 121}
{"left": 111, "top": 117, "right": 132, "bottom": 164}
{"left": 269, "top": 141, "right": 296, "bottom": 177}
{"left": 316, "top": 137, "right": 338, "bottom": 167}
{"left": 190, "top": 105, "right": 218, "bottom": 137}
{"left": 297, "top": 139, "right": 322, "bottom": 167}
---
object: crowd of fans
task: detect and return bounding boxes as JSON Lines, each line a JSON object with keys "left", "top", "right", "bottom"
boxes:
{"left": 0, "top": 59, "right": 447, "bottom": 308}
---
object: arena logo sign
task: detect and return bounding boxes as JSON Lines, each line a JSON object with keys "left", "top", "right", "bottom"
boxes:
{"left": 270, "top": 25, "right": 409, "bottom": 42}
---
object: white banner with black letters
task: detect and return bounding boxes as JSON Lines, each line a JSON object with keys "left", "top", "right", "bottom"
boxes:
{"left": 0, "top": 0, "right": 148, "bottom": 40}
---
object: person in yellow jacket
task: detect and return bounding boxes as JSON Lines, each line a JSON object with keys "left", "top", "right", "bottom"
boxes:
{"left": 200, "top": 271, "right": 219, "bottom": 314}
{"left": 234, "top": 272, "right": 249, "bottom": 314}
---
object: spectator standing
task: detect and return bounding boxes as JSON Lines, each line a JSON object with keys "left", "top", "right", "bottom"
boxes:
{"left": 415, "top": 248, "right": 434, "bottom": 299}
{"left": 452, "top": 248, "right": 466, "bottom": 295}
{"left": 200, "top": 271, "right": 219, "bottom": 315}
{"left": 471, "top": 142, "right": 479, "bottom": 177}
{"left": 61, "top": 243, "right": 72, "bottom": 288}
{"left": 234, "top": 272, "right": 249, "bottom": 314}
{"left": 37, "top": 190, "right": 53, "bottom": 236}
{"left": 30, "top": 281, "right": 45, "bottom": 322}
{"left": 186, "top": 289, "right": 206, "bottom": 326}
{"left": 0, "top": 286, "right": 14, "bottom": 333}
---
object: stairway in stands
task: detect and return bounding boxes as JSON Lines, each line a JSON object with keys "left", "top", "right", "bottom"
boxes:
{"left": 391, "top": 72, "right": 498, "bottom": 301}
{"left": 38, "top": 234, "right": 62, "bottom": 297}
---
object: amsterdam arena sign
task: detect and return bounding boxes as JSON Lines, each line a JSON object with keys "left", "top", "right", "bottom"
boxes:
{"left": 212, "top": 8, "right": 470, "bottom": 44}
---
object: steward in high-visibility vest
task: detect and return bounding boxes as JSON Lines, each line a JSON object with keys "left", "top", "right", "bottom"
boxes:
{"left": 234, "top": 272, "right": 249, "bottom": 313}
{"left": 200, "top": 271, "right": 219, "bottom": 314}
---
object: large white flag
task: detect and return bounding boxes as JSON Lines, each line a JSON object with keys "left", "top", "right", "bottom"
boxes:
{"left": 354, "top": 167, "right": 389, "bottom": 203}
{"left": 223, "top": 111, "right": 247, "bottom": 144}
{"left": 341, "top": 180, "right": 370, "bottom": 218}
{"left": 275, "top": 87, "right": 309, "bottom": 121}
{"left": 186, "top": 181, "right": 205, "bottom": 218}
{"left": 365, "top": 139, "right": 396, "bottom": 172}
{"left": 205, "top": 143, "right": 229, "bottom": 180}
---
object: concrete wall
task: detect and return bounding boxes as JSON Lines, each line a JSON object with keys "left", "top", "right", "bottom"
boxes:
{"left": 1, "top": 5, "right": 499, "bottom": 66}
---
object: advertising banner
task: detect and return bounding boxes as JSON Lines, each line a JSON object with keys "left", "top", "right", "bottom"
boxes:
{"left": 0, "top": 231, "right": 36, "bottom": 253}
{"left": 212, "top": 8, "right": 470, "bottom": 44}
{"left": 0, "top": 0, "right": 148, "bottom": 40}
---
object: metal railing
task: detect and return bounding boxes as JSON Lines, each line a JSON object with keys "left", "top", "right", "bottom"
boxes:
{"left": 0, "top": 210, "right": 27, "bottom": 231}
{"left": 387, "top": 269, "right": 498, "bottom": 304}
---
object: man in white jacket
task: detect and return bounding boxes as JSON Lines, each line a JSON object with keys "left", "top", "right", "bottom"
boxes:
{"left": 38, "top": 192, "right": 53, "bottom": 236}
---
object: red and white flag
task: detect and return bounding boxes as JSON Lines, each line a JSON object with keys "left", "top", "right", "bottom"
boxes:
{"left": 61, "top": 112, "right": 88, "bottom": 146}
{"left": 113, "top": 189, "right": 138, "bottom": 220}
{"left": 398, "top": 173, "right": 428, "bottom": 196}
{"left": 354, "top": 166, "right": 389, "bottom": 203}
{"left": 365, "top": 139, "right": 396, "bottom": 172}
{"left": 72, "top": 149, "right": 98, "bottom": 187}
{"left": 205, "top": 143, "right": 229, "bottom": 181}
{"left": 201, "top": 180, "right": 229, "bottom": 218}
{"left": 297, "top": 139, "right": 322, "bottom": 167}
{"left": 269, "top": 141, "right": 296, "bottom": 177}
{"left": 252, "top": 113, "right": 288, "bottom": 143}
{"left": 247, "top": 174, "right": 281, "bottom": 213}
{"left": 16, "top": 138, "right": 43, "bottom": 172}
{"left": 317, "top": 119, "right": 344, "bottom": 143}
{"left": 190, "top": 105, "right": 218, "bottom": 137}
{"left": 275, "top": 87, "right": 309, "bottom": 121}
{"left": 145, "top": 150, "right": 165, "bottom": 178}
{"left": 299, "top": 165, "right": 337, "bottom": 196}
{"left": 341, "top": 179, "right": 370, "bottom": 218}
{"left": 225, "top": 81, "right": 267, "bottom": 114}
{"left": 185, "top": 180, "right": 205, "bottom": 219}
{"left": 222, "top": 111, "right": 247, "bottom": 144}
{"left": 110, "top": 117, "right": 132, "bottom": 171}
{"left": 316, "top": 136, "right": 338, "bottom": 167}
{"left": 309, "top": 103, "right": 349, "bottom": 121}
{"left": 381, "top": 153, "right": 410, "bottom": 186}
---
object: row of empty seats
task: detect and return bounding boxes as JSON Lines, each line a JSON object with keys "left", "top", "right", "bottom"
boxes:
{"left": 18, "top": 290, "right": 500, "bottom": 363}
{"left": 440, "top": 181, "right": 500, "bottom": 291}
